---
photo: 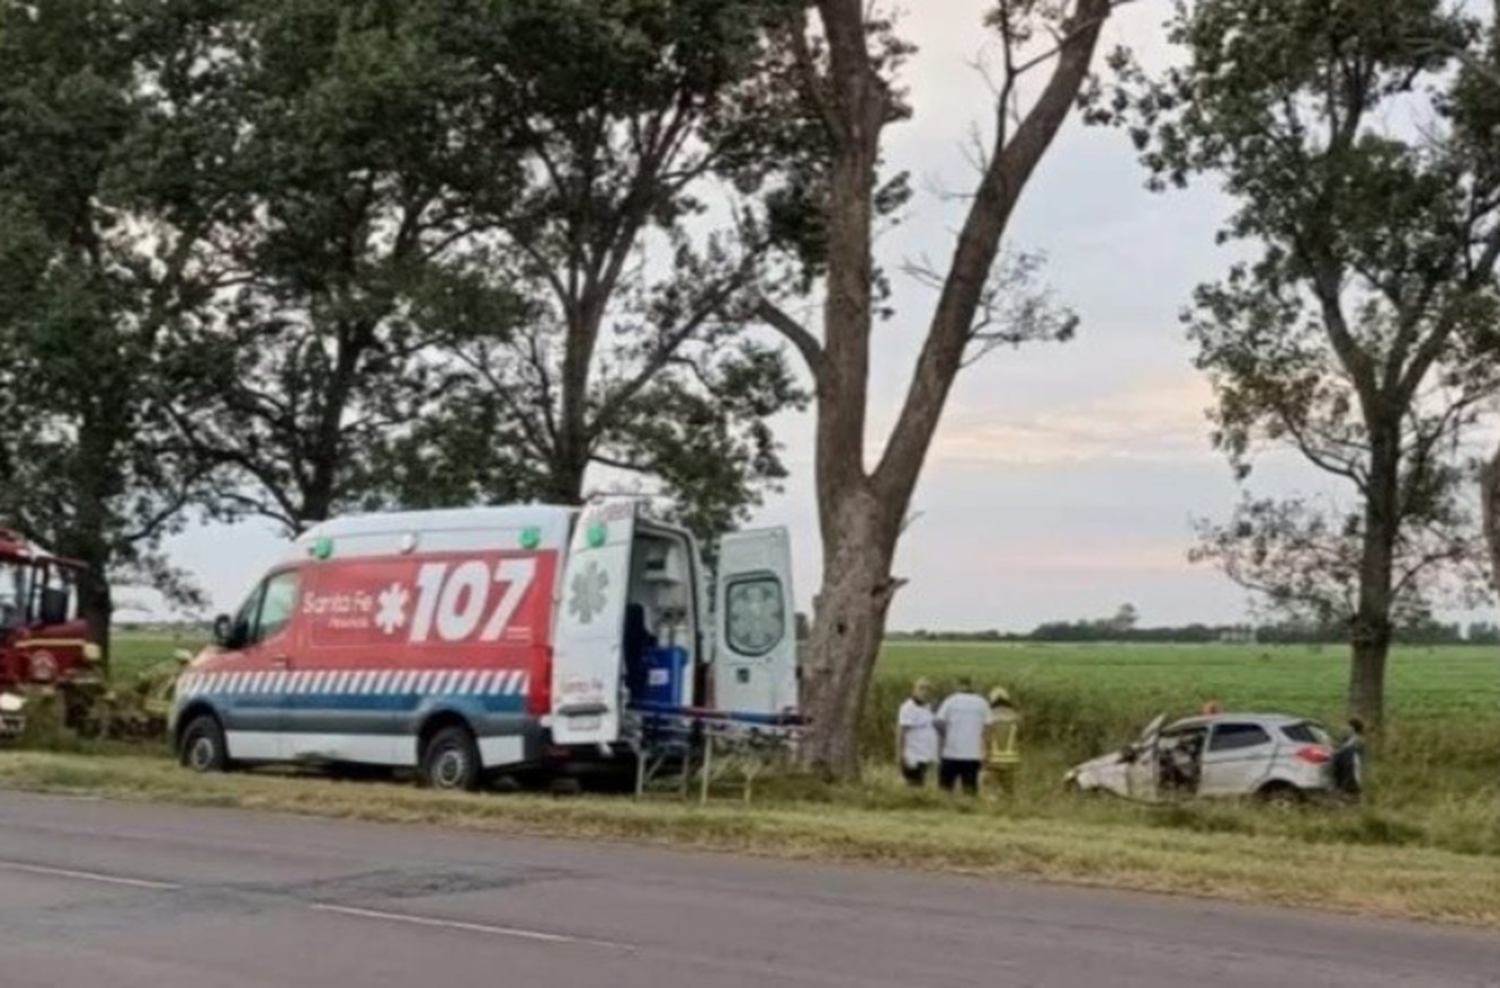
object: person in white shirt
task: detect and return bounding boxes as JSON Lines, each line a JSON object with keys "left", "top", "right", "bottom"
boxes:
{"left": 895, "top": 678, "right": 938, "bottom": 786}
{"left": 934, "top": 677, "right": 994, "bottom": 795}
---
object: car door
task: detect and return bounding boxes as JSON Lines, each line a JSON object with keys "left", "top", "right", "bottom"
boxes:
{"left": 1125, "top": 714, "right": 1166, "bottom": 800}
{"left": 713, "top": 527, "right": 796, "bottom": 716}
{"left": 216, "top": 569, "right": 299, "bottom": 761}
{"left": 1199, "top": 721, "right": 1275, "bottom": 796}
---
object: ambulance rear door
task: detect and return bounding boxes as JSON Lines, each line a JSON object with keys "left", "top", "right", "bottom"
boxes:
{"left": 548, "top": 498, "right": 637, "bottom": 745}
{"left": 713, "top": 527, "right": 796, "bottom": 716}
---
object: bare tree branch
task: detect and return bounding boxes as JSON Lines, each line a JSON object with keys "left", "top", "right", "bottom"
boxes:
{"left": 756, "top": 297, "right": 826, "bottom": 377}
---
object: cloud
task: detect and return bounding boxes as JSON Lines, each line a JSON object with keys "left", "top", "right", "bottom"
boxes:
{"left": 928, "top": 371, "right": 1216, "bottom": 466}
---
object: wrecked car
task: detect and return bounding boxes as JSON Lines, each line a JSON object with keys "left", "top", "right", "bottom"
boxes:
{"left": 1065, "top": 712, "right": 1336, "bottom": 804}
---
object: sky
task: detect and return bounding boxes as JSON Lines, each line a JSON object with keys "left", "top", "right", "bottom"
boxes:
{"left": 136, "top": 1, "right": 1494, "bottom": 632}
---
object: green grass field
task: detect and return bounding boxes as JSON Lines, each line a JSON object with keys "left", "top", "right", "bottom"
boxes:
{"left": 105, "top": 632, "right": 1498, "bottom": 811}
{"left": 111, "top": 633, "right": 1498, "bottom": 717}
{"left": 109, "top": 633, "right": 1496, "bottom": 756}
{"left": 881, "top": 640, "right": 1498, "bottom": 719}
{"left": 111, "top": 630, "right": 203, "bottom": 679}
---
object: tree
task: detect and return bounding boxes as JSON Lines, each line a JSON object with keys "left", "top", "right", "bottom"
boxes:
{"left": 1108, "top": 602, "right": 1140, "bottom": 634}
{"left": 1486, "top": 448, "right": 1500, "bottom": 611}
{"left": 170, "top": 0, "right": 531, "bottom": 534}
{"left": 423, "top": 0, "right": 809, "bottom": 544}
{"left": 0, "top": 0, "right": 229, "bottom": 653}
{"left": 1467, "top": 621, "right": 1500, "bottom": 645}
{"left": 1462, "top": 6, "right": 1500, "bottom": 616}
{"left": 1095, "top": 0, "right": 1500, "bottom": 724}
{"left": 171, "top": 0, "right": 806, "bottom": 546}
{"left": 753, "top": 0, "right": 1115, "bottom": 778}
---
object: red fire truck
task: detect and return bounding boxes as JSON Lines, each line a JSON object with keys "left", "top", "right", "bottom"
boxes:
{"left": 0, "top": 528, "right": 104, "bottom": 738}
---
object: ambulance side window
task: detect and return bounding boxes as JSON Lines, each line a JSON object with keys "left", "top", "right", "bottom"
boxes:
{"left": 250, "top": 571, "right": 299, "bottom": 645}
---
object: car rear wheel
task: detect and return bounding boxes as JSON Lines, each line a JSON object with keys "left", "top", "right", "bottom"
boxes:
{"left": 1257, "top": 782, "right": 1304, "bottom": 809}
{"left": 179, "top": 715, "right": 230, "bottom": 773}
{"left": 420, "top": 725, "right": 482, "bottom": 792}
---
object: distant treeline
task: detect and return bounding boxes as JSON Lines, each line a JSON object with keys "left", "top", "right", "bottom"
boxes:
{"left": 890, "top": 620, "right": 1500, "bottom": 646}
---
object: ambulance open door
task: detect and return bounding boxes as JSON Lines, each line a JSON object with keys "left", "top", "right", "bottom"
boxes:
{"left": 713, "top": 527, "right": 797, "bottom": 716}
{"left": 549, "top": 498, "right": 638, "bottom": 746}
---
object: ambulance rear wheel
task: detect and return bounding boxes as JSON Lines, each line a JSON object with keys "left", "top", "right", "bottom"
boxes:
{"left": 180, "top": 715, "right": 229, "bottom": 774}
{"left": 420, "top": 726, "right": 482, "bottom": 792}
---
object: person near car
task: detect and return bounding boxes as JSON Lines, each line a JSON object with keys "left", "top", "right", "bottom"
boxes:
{"left": 895, "top": 678, "right": 939, "bottom": 786}
{"left": 934, "top": 677, "right": 993, "bottom": 796}
{"left": 983, "top": 686, "right": 1022, "bottom": 791}
{"left": 1333, "top": 716, "right": 1366, "bottom": 800}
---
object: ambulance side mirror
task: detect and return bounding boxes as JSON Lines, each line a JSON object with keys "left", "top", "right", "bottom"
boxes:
{"left": 212, "top": 614, "right": 234, "bottom": 647}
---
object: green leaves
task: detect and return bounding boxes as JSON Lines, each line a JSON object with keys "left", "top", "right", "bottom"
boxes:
{"left": 1110, "top": 0, "right": 1500, "bottom": 716}
{"left": 0, "top": 0, "right": 243, "bottom": 632}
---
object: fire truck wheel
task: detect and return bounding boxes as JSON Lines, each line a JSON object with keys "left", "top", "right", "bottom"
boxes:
{"left": 420, "top": 725, "right": 482, "bottom": 792}
{"left": 180, "top": 715, "right": 230, "bottom": 773}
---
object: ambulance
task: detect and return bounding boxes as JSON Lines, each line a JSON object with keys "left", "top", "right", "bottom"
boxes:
{"left": 169, "top": 498, "right": 797, "bottom": 790}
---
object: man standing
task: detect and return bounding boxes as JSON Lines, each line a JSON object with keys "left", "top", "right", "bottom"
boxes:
{"left": 1333, "top": 717, "right": 1367, "bottom": 801}
{"left": 934, "top": 677, "right": 993, "bottom": 796}
{"left": 983, "top": 686, "right": 1022, "bottom": 792}
{"left": 896, "top": 678, "right": 938, "bottom": 786}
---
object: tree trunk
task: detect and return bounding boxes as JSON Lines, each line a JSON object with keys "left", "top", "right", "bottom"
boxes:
{"left": 798, "top": 485, "right": 900, "bottom": 778}
{"left": 788, "top": 0, "right": 1113, "bottom": 780}
{"left": 300, "top": 478, "right": 335, "bottom": 531}
{"left": 76, "top": 572, "right": 113, "bottom": 671}
{"left": 68, "top": 413, "right": 117, "bottom": 672}
{"left": 1484, "top": 444, "right": 1500, "bottom": 614}
{"left": 1347, "top": 425, "right": 1400, "bottom": 727}
{"left": 544, "top": 451, "right": 589, "bottom": 506}
{"left": 794, "top": 4, "right": 887, "bottom": 780}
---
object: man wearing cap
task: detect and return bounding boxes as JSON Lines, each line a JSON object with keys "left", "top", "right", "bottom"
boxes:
{"left": 896, "top": 678, "right": 939, "bottom": 786}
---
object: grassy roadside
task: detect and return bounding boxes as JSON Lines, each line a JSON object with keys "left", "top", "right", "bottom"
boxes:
{"left": 4, "top": 751, "right": 1500, "bottom": 930}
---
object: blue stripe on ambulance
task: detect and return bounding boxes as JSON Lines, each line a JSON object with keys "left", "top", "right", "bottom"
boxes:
{"left": 176, "top": 670, "right": 529, "bottom": 714}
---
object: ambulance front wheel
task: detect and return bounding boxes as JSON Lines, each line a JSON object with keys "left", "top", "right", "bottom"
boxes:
{"left": 420, "top": 725, "right": 482, "bottom": 792}
{"left": 179, "top": 715, "right": 230, "bottom": 774}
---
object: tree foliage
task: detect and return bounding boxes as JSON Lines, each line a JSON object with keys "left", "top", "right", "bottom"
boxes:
{"left": 1089, "top": 0, "right": 1500, "bottom": 722}
{"left": 0, "top": 0, "right": 234, "bottom": 644}
{"left": 0, "top": 0, "right": 818, "bottom": 644}
{"left": 2, "top": 0, "right": 810, "bottom": 612}
{"left": 151, "top": 0, "right": 810, "bottom": 548}
{"left": 166, "top": 0, "right": 533, "bottom": 533}
{"left": 419, "top": 0, "right": 811, "bottom": 546}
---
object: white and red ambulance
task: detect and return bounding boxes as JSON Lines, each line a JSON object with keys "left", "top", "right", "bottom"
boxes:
{"left": 169, "top": 497, "right": 797, "bottom": 790}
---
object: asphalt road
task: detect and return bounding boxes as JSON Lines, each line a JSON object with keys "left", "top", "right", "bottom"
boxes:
{"left": 0, "top": 790, "right": 1496, "bottom": 988}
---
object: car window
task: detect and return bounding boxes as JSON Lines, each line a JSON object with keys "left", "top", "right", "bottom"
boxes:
{"left": 1208, "top": 723, "right": 1272, "bottom": 752}
{"left": 252, "top": 571, "right": 300, "bottom": 644}
{"left": 1280, "top": 722, "right": 1330, "bottom": 745}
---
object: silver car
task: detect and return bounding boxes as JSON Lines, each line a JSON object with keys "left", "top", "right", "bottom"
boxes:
{"left": 1064, "top": 712, "right": 1336, "bottom": 804}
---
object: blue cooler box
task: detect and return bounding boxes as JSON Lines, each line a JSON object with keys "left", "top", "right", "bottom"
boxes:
{"left": 643, "top": 646, "right": 689, "bottom": 708}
